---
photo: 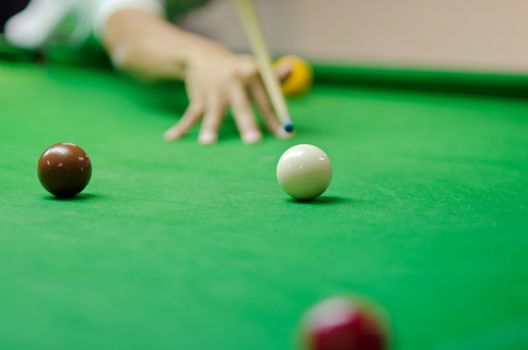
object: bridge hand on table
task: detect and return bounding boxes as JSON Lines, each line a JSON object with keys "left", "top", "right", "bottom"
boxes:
{"left": 163, "top": 47, "right": 293, "bottom": 145}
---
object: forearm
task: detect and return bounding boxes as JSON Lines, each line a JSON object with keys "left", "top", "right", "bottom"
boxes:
{"left": 101, "top": 7, "right": 225, "bottom": 81}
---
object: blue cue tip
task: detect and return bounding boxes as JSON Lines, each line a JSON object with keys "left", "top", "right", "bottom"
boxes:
{"left": 284, "top": 123, "right": 294, "bottom": 133}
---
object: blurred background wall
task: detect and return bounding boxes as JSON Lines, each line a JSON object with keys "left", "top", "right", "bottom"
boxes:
{"left": 179, "top": 0, "right": 528, "bottom": 72}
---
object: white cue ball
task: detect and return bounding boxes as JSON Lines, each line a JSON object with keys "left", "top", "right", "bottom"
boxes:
{"left": 276, "top": 144, "right": 332, "bottom": 200}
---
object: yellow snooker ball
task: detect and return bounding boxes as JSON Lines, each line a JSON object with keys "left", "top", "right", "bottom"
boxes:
{"left": 274, "top": 55, "right": 313, "bottom": 97}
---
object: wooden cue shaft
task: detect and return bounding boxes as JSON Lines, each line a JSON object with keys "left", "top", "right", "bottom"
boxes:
{"left": 234, "top": 0, "right": 293, "bottom": 130}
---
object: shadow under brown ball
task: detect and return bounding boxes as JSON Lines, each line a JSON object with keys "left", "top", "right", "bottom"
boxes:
{"left": 37, "top": 142, "right": 92, "bottom": 198}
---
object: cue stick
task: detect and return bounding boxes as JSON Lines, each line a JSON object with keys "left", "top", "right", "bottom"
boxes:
{"left": 233, "top": 0, "right": 294, "bottom": 132}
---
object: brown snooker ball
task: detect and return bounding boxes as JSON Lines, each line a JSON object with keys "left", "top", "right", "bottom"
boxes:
{"left": 299, "top": 296, "right": 388, "bottom": 350}
{"left": 37, "top": 142, "right": 92, "bottom": 198}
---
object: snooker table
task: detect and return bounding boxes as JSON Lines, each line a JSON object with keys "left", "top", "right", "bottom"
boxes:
{"left": 1, "top": 55, "right": 528, "bottom": 350}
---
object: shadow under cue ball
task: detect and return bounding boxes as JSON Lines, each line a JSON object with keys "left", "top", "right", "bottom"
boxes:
{"left": 37, "top": 142, "right": 92, "bottom": 198}
{"left": 276, "top": 144, "right": 332, "bottom": 201}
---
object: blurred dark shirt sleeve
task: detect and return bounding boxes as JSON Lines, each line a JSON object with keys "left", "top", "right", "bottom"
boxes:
{"left": 1, "top": 0, "right": 30, "bottom": 32}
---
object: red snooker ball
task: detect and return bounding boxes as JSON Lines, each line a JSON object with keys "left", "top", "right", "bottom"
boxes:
{"left": 300, "top": 296, "right": 388, "bottom": 350}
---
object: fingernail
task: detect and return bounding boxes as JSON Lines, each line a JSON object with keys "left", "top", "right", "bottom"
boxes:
{"left": 164, "top": 129, "right": 176, "bottom": 141}
{"left": 243, "top": 131, "right": 262, "bottom": 144}
{"left": 199, "top": 131, "right": 217, "bottom": 144}
{"left": 276, "top": 128, "right": 293, "bottom": 139}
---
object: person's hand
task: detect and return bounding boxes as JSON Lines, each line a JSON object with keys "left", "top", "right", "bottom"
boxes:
{"left": 164, "top": 45, "right": 293, "bottom": 144}
{"left": 101, "top": 7, "right": 293, "bottom": 144}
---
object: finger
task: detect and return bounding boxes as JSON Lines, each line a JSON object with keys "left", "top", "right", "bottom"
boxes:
{"left": 237, "top": 54, "right": 260, "bottom": 80}
{"left": 275, "top": 61, "right": 293, "bottom": 83}
{"left": 249, "top": 78, "right": 290, "bottom": 139}
{"left": 198, "top": 97, "right": 226, "bottom": 145}
{"left": 164, "top": 103, "right": 203, "bottom": 141}
{"left": 229, "top": 83, "right": 262, "bottom": 144}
